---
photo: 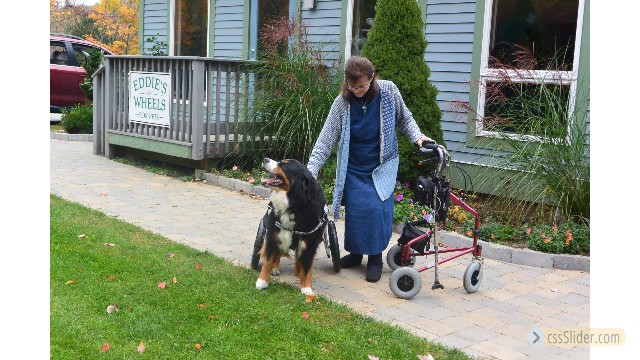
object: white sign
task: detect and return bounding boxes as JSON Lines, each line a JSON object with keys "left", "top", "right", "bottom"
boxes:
{"left": 129, "top": 71, "right": 171, "bottom": 126}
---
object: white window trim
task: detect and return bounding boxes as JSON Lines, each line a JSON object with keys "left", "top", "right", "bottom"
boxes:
{"left": 169, "top": 0, "right": 175, "bottom": 56}
{"left": 476, "top": 0, "right": 585, "bottom": 143}
{"left": 344, "top": 0, "right": 354, "bottom": 60}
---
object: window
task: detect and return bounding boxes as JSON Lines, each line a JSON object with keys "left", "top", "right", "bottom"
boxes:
{"left": 72, "top": 45, "right": 91, "bottom": 68}
{"left": 174, "top": 0, "right": 208, "bottom": 56}
{"left": 249, "top": 0, "right": 291, "bottom": 60}
{"left": 476, "top": 0, "right": 585, "bottom": 139}
{"left": 50, "top": 42, "right": 70, "bottom": 66}
{"left": 256, "top": 0, "right": 290, "bottom": 59}
{"left": 349, "top": 0, "right": 377, "bottom": 57}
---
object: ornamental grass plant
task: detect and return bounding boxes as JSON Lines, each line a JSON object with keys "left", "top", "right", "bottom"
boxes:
{"left": 451, "top": 47, "right": 590, "bottom": 229}
{"left": 237, "top": 16, "right": 342, "bottom": 165}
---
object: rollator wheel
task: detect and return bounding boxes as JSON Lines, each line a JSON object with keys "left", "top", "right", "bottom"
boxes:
{"left": 389, "top": 267, "right": 422, "bottom": 299}
{"left": 463, "top": 261, "right": 483, "bottom": 293}
{"left": 386, "top": 244, "right": 417, "bottom": 270}
{"left": 327, "top": 220, "right": 341, "bottom": 273}
{"left": 251, "top": 215, "right": 267, "bottom": 271}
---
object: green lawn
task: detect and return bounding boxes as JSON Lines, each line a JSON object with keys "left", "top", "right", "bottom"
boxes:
{"left": 50, "top": 195, "right": 471, "bottom": 359}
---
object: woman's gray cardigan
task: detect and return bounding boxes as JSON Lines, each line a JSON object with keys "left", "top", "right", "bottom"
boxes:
{"left": 307, "top": 80, "right": 425, "bottom": 220}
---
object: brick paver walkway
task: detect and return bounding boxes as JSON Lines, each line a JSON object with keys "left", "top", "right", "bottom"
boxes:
{"left": 50, "top": 139, "right": 590, "bottom": 359}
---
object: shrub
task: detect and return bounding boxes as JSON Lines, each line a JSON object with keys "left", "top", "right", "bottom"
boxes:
{"left": 361, "top": 0, "right": 443, "bottom": 184}
{"left": 61, "top": 104, "right": 93, "bottom": 134}
{"left": 79, "top": 47, "right": 104, "bottom": 101}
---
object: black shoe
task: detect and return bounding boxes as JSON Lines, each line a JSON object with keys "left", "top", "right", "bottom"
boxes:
{"left": 365, "top": 253, "right": 383, "bottom": 282}
{"left": 365, "top": 263, "right": 383, "bottom": 282}
{"left": 340, "top": 253, "right": 363, "bottom": 268}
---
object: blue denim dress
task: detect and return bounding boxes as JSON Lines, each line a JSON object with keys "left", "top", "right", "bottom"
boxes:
{"left": 343, "top": 92, "right": 394, "bottom": 255}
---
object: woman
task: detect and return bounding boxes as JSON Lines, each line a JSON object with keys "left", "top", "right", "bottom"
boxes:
{"left": 307, "top": 56, "right": 434, "bottom": 282}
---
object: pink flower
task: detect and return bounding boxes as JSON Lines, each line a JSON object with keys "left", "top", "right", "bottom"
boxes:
{"left": 543, "top": 237, "right": 552, "bottom": 243}
{"left": 396, "top": 194, "right": 404, "bottom": 202}
{"left": 553, "top": 224, "right": 558, "bottom": 233}
{"left": 526, "top": 228, "right": 531, "bottom": 234}
{"left": 232, "top": 166, "right": 238, "bottom": 171}
{"left": 541, "top": 232, "right": 546, "bottom": 238}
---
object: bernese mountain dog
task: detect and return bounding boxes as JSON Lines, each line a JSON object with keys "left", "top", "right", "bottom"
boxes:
{"left": 256, "top": 158, "right": 327, "bottom": 296}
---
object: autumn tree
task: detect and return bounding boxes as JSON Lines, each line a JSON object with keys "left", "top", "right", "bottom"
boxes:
{"left": 50, "top": 0, "right": 101, "bottom": 39}
{"left": 85, "top": 0, "right": 139, "bottom": 55}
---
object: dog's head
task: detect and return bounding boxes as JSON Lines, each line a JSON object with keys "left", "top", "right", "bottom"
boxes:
{"left": 261, "top": 158, "right": 325, "bottom": 210}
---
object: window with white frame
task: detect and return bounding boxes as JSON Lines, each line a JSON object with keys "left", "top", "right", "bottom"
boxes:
{"left": 345, "top": 0, "right": 377, "bottom": 58}
{"left": 476, "top": 0, "right": 584, "bottom": 140}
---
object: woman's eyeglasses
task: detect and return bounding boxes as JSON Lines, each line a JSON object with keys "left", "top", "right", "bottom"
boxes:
{"left": 347, "top": 80, "right": 371, "bottom": 91}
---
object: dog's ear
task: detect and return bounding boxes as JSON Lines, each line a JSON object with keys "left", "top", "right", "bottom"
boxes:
{"left": 289, "top": 174, "right": 311, "bottom": 209}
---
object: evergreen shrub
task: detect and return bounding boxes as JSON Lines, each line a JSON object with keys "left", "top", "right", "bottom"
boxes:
{"left": 61, "top": 104, "right": 93, "bottom": 134}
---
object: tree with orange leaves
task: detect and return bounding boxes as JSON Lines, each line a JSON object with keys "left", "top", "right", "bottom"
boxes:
{"left": 85, "top": 0, "right": 139, "bottom": 55}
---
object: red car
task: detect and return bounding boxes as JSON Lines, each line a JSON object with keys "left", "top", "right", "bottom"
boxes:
{"left": 50, "top": 33, "right": 113, "bottom": 112}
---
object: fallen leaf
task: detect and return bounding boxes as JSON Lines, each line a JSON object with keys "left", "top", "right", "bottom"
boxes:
{"left": 137, "top": 341, "right": 145, "bottom": 353}
{"left": 107, "top": 275, "right": 116, "bottom": 281}
{"left": 368, "top": 338, "right": 373, "bottom": 343}
{"left": 77, "top": 234, "right": 87, "bottom": 238}
{"left": 167, "top": 252, "right": 175, "bottom": 258}
{"left": 198, "top": 304, "right": 206, "bottom": 308}
{"left": 302, "top": 312, "right": 309, "bottom": 320}
{"left": 305, "top": 295, "right": 317, "bottom": 303}
{"left": 158, "top": 282, "right": 167, "bottom": 289}
{"left": 106, "top": 304, "right": 119, "bottom": 314}
{"left": 417, "top": 354, "right": 435, "bottom": 360}
{"left": 101, "top": 343, "right": 110, "bottom": 352}
{"left": 195, "top": 343, "right": 202, "bottom": 350}
{"left": 195, "top": 264, "right": 203, "bottom": 270}
{"left": 65, "top": 280, "right": 77, "bottom": 285}
{"left": 103, "top": 243, "right": 115, "bottom": 247}
{"left": 173, "top": 276, "right": 177, "bottom": 283}
{"left": 207, "top": 315, "right": 215, "bottom": 321}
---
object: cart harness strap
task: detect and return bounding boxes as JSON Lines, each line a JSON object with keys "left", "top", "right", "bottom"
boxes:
{"left": 266, "top": 202, "right": 328, "bottom": 236}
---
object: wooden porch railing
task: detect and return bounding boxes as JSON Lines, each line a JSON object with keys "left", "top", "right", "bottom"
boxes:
{"left": 93, "top": 56, "right": 265, "bottom": 163}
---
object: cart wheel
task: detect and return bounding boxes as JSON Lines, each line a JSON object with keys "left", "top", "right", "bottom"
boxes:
{"left": 386, "top": 244, "right": 417, "bottom": 270}
{"left": 251, "top": 215, "right": 267, "bottom": 271}
{"left": 389, "top": 267, "right": 422, "bottom": 299}
{"left": 327, "top": 220, "right": 341, "bottom": 273}
{"left": 463, "top": 261, "right": 483, "bottom": 293}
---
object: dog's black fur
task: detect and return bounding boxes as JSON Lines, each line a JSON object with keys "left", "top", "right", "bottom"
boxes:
{"left": 256, "top": 158, "right": 327, "bottom": 296}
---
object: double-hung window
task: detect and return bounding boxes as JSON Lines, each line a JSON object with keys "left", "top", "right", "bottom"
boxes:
{"left": 476, "top": 0, "right": 586, "bottom": 141}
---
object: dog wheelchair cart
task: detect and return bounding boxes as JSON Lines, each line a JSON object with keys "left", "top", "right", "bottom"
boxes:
{"left": 251, "top": 204, "right": 342, "bottom": 273}
{"left": 387, "top": 144, "right": 484, "bottom": 299}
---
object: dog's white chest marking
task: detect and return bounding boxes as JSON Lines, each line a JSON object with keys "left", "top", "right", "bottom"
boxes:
{"left": 270, "top": 191, "right": 294, "bottom": 251}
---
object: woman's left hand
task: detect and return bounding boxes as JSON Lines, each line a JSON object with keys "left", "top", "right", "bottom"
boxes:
{"left": 415, "top": 136, "right": 435, "bottom": 148}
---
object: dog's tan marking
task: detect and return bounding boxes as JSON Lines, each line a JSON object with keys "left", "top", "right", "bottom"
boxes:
{"left": 300, "top": 267, "right": 313, "bottom": 291}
